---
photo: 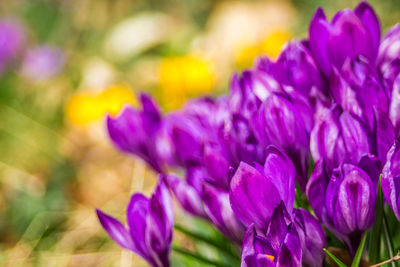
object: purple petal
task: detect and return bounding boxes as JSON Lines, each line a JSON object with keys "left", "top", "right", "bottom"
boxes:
{"left": 276, "top": 224, "right": 302, "bottom": 267}
{"left": 266, "top": 202, "right": 292, "bottom": 252}
{"left": 203, "top": 144, "right": 230, "bottom": 189}
{"left": 327, "top": 10, "right": 374, "bottom": 68}
{"left": 390, "top": 75, "right": 400, "bottom": 137}
{"left": 145, "top": 183, "right": 174, "bottom": 267}
{"left": 309, "top": 8, "right": 331, "bottom": 75}
{"left": 306, "top": 160, "right": 330, "bottom": 221}
{"left": 202, "top": 183, "right": 245, "bottom": 243}
{"left": 382, "top": 139, "right": 400, "bottom": 221}
{"left": 354, "top": 1, "right": 381, "bottom": 58}
{"left": 126, "top": 194, "right": 150, "bottom": 257}
{"left": 374, "top": 108, "right": 395, "bottom": 164}
{"left": 293, "top": 208, "right": 326, "bottom": 267}
{"left": 165, "top": 174, "right": 206, "bottom": 218}
{"left": 229, "top": 162, "right": 281, "bottom": 231}
{"left": 96, "top": 209, "right": 135, "bottom": 251}
{"left": 241, "top": 225, "right": 275, "bottom": 267}
{"left": 263, "top": 146, "right": 295, "bottom": 214}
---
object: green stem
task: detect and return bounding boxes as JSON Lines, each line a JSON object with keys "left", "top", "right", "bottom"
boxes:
{"left": 172, "top": 245, "right": 231, "bottom": 267}
{"left": 382, "top": 212, "right": 396, "bottom": 267}
{"left": 369, "top": 174, "right": 384, "bottom": 263}
{"left": 174, "top": 224, "right": 240, "bottom": 260}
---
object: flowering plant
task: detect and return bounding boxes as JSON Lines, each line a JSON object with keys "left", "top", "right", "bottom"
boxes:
{"left": 97, "top": 2, "right": 400, "bottom": 266}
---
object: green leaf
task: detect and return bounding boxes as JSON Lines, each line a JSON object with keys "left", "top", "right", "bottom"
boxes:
{"left": 323, "top": 248, "right": 347, "bottom": 267}
{"left": 369, "top": 174, "right": 384, "bottom": 263}
{"left": 172, "top": 245, "right": 231, "bottom": 267}
{"left": 383, "top": 212, "right": 397, "bottom": 267}
{"left": 351, "top": 232, "right": 367, "bottom": 267}
{"left": 174, "top": 224, "right": 240, "bottom": 261}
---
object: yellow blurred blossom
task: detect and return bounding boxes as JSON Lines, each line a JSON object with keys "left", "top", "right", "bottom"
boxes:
{"left": 235, "top": 28, "right": 292, "bottom": 69}
{"left": 66, "top": 84, "right": 136, "bottom": 125}
{"left": 159, "top": 54, "right": 215, "bottom": 110}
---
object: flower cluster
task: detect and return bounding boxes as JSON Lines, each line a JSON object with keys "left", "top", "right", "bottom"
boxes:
{"left": 97, "top": 2, "right": 400, "bottom": 266}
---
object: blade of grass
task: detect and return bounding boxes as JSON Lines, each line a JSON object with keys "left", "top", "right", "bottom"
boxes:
{"left": 351, "top": 232, "right": 367, "bottom": 267}
{"left": 369, "top": 174, "right": 384, "bottom": 263}
{"left": 323, "top": 248, "right": 347, "bottom": 267}
{"left": 172, "top": 245, "right": 231, "bottom": 267}
{"left": 383, "top": 212, "right": 396, "bottom": 267}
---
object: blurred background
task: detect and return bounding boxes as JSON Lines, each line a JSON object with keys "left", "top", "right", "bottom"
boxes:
{"left": 0, "top": 0, "right": 400, "bottom": 266}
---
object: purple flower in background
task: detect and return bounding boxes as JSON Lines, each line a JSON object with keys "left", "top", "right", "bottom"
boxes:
{"left": 378, "top": 23, "right": 400, "bottom": 93}
{"left": 382, "top": 139, "right": 400, "bottom": 221}
{"left": 165, "top": 172, "right": 207, "bottom": 218}
{"left": 252, "top": 92, "right": 313, "bottom": 189}
{"left": 96, "top": 179, "right": 173, "bottom": 267}
{"left": 265, "top": 40, "right": 328, "bottom": 99}
{"left": 310, "top": 104, "right": 371, "bottom": 171}
{"left": 21, "top": 46, "right": 64, "bottom": 80}
{"left": 202, "top": 182, "right": 245, "bottom": 243}
{"left": 309, "top": 2, "right": 380, "bottom": 75}
{"left": 307, "top": 161, "right": 376, "bottom": 254}
{"left": 229, "top": 146, "right": 296, "bottom": 231}
{"left": 107, "top": 93, "right": 167, "bottom": 172}
{"left": 0, "top": 18, "right": 25, "bottom": 73}
{"left": 329, "top": 56, "right": 388, "bottom": 130}
{"left": 390, "top": 76, "right": 400, "bottom": 137}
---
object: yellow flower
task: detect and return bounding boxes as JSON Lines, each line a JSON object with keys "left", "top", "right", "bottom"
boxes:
{"left": 159, "top": 54, "right": 215, "bottom": 110}
{"left": 235, "top": 28, "right": 292, "bottom": 69}
{"left": 260, "top": 29, "right": 292, "bottom": 59}
{"left": 66, "top": 84, "right": 136, "bottom": 125}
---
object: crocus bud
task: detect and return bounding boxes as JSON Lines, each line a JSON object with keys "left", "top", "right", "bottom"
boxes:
{"left": 382, "top": 139, "right": 400, "bottom": 221}
{"left": 229, "top": 146, "right": 295, "bottom": 232}
{"left": 253, "top": 93, "right": 312, "bottom": 189}
{"left": 272, "top": 40, "right": 328, "bottom": 98}
{"left": 202, "top": 183, "right": 245, "bottom": 243}
{"left": 229, "top": 69, "right": 281, "bottom": 119}
{"left": 310, "top": 104, "right": 370, "bottom": 171}
{"left": 241, "top": 205, "right": 302, "bottom": 267}
{"left": 330, "top": 57, "right": 388, "bottom": 131}
{"left": 221, "top": 114, "right": 265, "bottom": 168}
{"left": 165, "top": 174, "right": 206, "bottom": 218}
{"left": 309, "top": 2, "right": 380, "bottom": 75}
{"left": 293, "top": 208, "right": 326, "bottom": 267}
{"left": 97, "top": 179, "right": 173, "bottom": 267}
{"left": 107, "top": 93, "right": 165, "bottom": 172}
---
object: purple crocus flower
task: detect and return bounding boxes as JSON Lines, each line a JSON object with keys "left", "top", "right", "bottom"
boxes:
{"left": 21, "top": 46, "right": 64, "bottom": 80}
{"left": 96, "top": 179, "right": 173, "bottom": 267}
{"left": 0, "top": 18, "right": 25, "bottom": 73}
{"left": 241, "top": 205, "right": 302, "bottom": 267}
{"left": 329, "top": 56, "right": 388, "bottom": 131}
{"left": 390, "top": 76, "right": 400, "bottom": 137}
{"left": 107, "top": 93, "right": 168, "bottom": 173}
{"left": 307, "top": 161, "right": 376, "bottom": 254}
{"left": 165, "top": 173, "right": 207, "bottom": 218}
{"left": 251, "top": 92, "right": 313, "bottom": 190}
{"left": 240, "top": 203, "right": 325, "bottom": 267}
{"left": 309, "top": 2, "right": 380, "bottom": 75}
{"left": 229, "top": 146, "right": 296, "bottom": 231}
{"left": 311, "top": 104, "right": 394, "bottom": 172}
{"left": 265, "top": 40, "right": 328, "bottom": 99}
{"left": 381, "top": 139, "right": 400, "bottom": 221}
{"left": 229, "top": 70, "right": 281, "bottom": 120}
{"left": 202, "top": 182, "right": 245, "bottom": 243}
